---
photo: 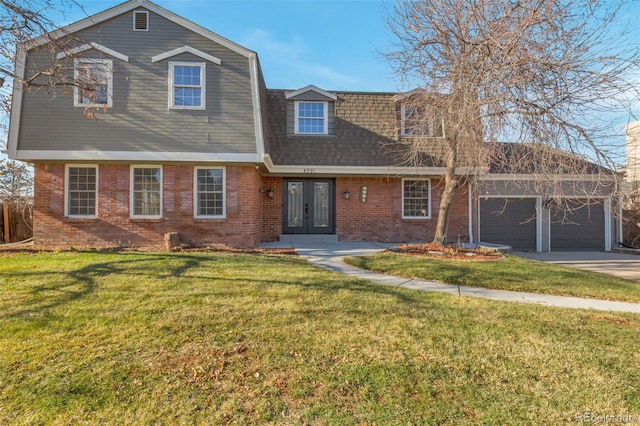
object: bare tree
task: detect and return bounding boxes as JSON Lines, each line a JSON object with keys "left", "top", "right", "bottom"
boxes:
{"left": 0, "top": 158, "right": 31, "bottom": 201}
{"left": 386, "top": 0, "right": 640, "bottom": 244}
{"left": 0, "top": 0, "right": 84, "bottom": 145}
{"left": 0, "top": 159, "right": 33, "bottom": 242}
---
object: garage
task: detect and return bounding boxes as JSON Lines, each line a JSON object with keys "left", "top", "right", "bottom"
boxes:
{"left": 479, "top": 198, "right": 537, "bottom": 250}
{"left": 550, "top": 199, "right": 605, "bottom": 251}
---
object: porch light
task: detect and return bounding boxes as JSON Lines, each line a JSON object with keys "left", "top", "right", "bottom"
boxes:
{"left": 267, "top": 188, "right": 274, "bottom": 198}
{"left": 343, "top": 189, "right": 350, "bottom": 199}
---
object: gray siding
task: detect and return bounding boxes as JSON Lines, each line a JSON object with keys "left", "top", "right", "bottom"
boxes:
{"left": 18, "top": 7, "right": 258, "bottom": 154}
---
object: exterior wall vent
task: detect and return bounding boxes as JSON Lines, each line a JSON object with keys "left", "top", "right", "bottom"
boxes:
{"left": 133, "top": 11, "right": 149, "bottom": 31}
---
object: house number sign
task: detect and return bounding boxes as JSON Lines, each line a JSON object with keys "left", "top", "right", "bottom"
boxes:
{"left": 303, "top": 168, "right": 316, "bottom": 174}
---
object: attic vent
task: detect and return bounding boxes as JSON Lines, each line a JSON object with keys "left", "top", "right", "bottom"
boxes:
{"left": 133, "top": 11, "right": 148, "bottom": 31}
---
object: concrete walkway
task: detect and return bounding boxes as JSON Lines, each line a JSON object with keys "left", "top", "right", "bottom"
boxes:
{"left": 259, "top": 241, "right": 640, "bottom": 313}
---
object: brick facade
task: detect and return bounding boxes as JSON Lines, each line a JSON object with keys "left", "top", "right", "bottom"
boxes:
{"left": 33, "top": 164, "right": 472, "bottom": 248}
{"left": 335, "top": 177, "right": 470, "bottom": 243}
{"left": 33, "top": 163, "right": 264, "bottom": 249}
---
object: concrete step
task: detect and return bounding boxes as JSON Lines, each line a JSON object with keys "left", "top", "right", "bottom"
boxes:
{"left": 278, "top": 234, "right": 339, "bottom": 243}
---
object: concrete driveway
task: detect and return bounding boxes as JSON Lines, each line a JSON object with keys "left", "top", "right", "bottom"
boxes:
{"left": 514, "top": 251, "right": 640, "bottom": 281}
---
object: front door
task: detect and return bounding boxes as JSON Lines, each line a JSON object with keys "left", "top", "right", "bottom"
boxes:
{"left": 283, "top": 179, "right": 335, "bottom": 234}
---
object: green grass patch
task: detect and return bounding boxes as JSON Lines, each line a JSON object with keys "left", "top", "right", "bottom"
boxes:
{"left": 1, "top": 251, "right": 640, "bottom": 424}
{"left": 344, "top": 252, "right": 640, "bottom": 302}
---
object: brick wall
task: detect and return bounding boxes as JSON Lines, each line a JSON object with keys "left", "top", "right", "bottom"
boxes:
{"left": 34, "top": 165, "right": 472, "bottom": 248}
{"left": 261, "top": 175, "right": 282, "bottom": 242}
{"left": 33, "top": 163, "right": 264, "bottom": 249}
{"left": 335, "top": 177, "right": 470, "bottom": 243}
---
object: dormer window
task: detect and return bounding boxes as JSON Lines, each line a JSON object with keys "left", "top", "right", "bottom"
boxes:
{"left": 286, "top": 85, "right": 337, "bottom": 136}
{"left": 401, "top": 104, "right": 444, "bottom": 137}
{"left": 295, "top": 101, "right": 328, "bottom": 135}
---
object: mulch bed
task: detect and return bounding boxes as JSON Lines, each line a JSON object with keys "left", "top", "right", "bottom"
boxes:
{"left": 389, "top": 243, "right": 504, "bottom": 261}
{"left": 0, "top": 242, "right": 298, "bottom": 256}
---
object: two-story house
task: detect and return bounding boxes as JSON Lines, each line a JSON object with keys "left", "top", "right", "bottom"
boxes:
{"left": 6, "top": 0, "right": 622, "bottom": 251}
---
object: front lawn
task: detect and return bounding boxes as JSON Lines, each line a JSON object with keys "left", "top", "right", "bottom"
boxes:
{"left": 344, "top": 252, "right": 640, "bottom": 302}
{"left": 1, "top": 251, "right": 640, "bottom": 424}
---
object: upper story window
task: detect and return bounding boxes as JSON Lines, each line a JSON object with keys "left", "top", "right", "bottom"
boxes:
{"left": 74, "top": 59, "right": 113, "bottom": 108}
{"left": 131, "top": 166, "right": 162, "bottom": 218}
{"left": 169, "top": 62, "right": 206, "bottom": 110}
{"left": 401, "top": 104, "right": 443, "bottom": 137}
{"left": 402, "top": 178, "right": 431, "bottom": 219}
{"left": 65, "top": 165, "right": 98, "bottom": 218}
{"left": 295, "top": 101, "right": 328, "bottom": 135}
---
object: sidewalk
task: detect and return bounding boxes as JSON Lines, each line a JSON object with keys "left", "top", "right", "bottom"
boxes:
{"left": 259, "top": 241, "right": 640, "bottom": 313}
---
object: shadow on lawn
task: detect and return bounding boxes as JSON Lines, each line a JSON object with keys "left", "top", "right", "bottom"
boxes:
{"left": 0, "top": 253, "right": 213, "bottom": 321}
{"left": 1, "top": 252, "right": 432, "bottom": 323}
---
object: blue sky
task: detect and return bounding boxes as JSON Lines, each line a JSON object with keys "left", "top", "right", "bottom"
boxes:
{"left": 66, "top": 0, "right": 399, "bottom": 92}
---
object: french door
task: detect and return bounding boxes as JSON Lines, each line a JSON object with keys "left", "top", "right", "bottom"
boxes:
{"left": 282, "top": 179, "right": 335, "bottom": 234}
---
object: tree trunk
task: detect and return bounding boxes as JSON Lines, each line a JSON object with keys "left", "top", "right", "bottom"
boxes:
{"left": 432, "top": 144, "right": 458, "bottom": 245}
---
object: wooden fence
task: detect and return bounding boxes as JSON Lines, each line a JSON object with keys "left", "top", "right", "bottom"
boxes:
{"left": 0, "top": 202, "right": 33, "bottom": 243}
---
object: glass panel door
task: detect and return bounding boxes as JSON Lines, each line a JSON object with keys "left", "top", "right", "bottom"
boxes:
{"left": 282, "top": 179, "right": 334, "bottom": 234}
{"left": 313, "top": 182, "right": 329, "bottom": 228}
{"left": 287, "top": 182, "right": 304, "bottom": 228}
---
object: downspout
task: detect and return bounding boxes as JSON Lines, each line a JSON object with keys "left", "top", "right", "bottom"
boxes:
{"left": 619, "top": 198, "right": 624, "bottom": 245}
{"left": 604, "top": 197, "right": 612, "bottom": 251}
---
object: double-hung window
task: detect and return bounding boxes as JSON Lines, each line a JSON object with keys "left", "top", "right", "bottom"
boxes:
{"left": 131, "top": 166, "right": 162, "bottom": 218}
{"left": 65, "top": 165, "right": 98, "bottom": 217}
{"left": 402, "top": 179, "right": 431, "bottom": 219}
{"left": 169, "top": 62, "right": 205, "bottom": 109}
{"left": 74, "top": 59, "right": 113, "bottom": 107}
{"left": 295, "top": 101, "right": 328, "bottom": 134}
{"left": 194, "top": 167, "right": 225, "bottom": 218}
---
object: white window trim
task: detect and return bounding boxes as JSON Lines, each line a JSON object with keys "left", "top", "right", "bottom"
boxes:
{"left": 133, "top": 10, "right": 149, "bottom": 31}
{"left": 168, "top": 61, "right": 206, "bottom": 110}
{"left": 130, "top": 165, "right": 163, "bottom": 219}
{"left": 193, "top": 166, "right": 226, "bottom": 219}
{"left": 152, "top": 46, "right": 221, "bottom": 65}
{"left": 73, "top": 58, "right": 113, "bottom": 108}
{"left": 57, "top": 43, "right": 129, "bottom": 62}
{"left": 294, "top": 101, "right": 328, "bottom": 135}
{"left": 65, "top": 164, "right": 99, "bottom": 218}
{"left": 402, "top": 178, "right": 432, "bottom": 219}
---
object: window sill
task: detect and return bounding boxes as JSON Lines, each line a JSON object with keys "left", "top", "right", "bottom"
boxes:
{"left": 169, "top": 106, "right": 206, "bottom": 111}
{"left": 129, "top": 217, "right": 163, "bottom": 223}
{"left": 193, "top": 217, "right": 226, "bottom": 222}
{"left": 402, "top": 217, "right": 432, "bottom": 220}
{"left": 291, "top": 133, "right": 335, "bottom": 137}
{"left": 63, "top": 216, "right": 98, "bottom": 223}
